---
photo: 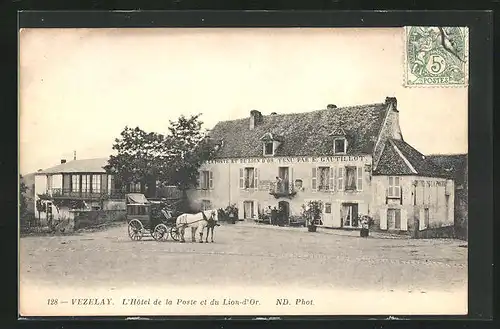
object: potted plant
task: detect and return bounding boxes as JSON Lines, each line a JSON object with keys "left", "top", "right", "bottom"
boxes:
{"left": 359, "top": 215, "right": 373, "bottom": 237}
{"left": 224, "top": 204, "right": 238, "bottom": 224}
{"left": 302, "top": 200, "right": 323, "bottom": 232}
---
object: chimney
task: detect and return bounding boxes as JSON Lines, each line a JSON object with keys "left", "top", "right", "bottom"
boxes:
{"left": 249, "top": 110, "right": 263, "bottom": 130}
{"left": 385, "top": 97, "right": 398, "bottom": 110}
{"left": 60, "top": 159, "right": 67, "bottom": 164}
{"left": 327, "top": 104, "right": 337, "bottom": 110}
{"left": 73, "top": 151, "right": 76, "bottom": 160}
{"left": 385, "top": 97, "right": 402, "bottom": 139}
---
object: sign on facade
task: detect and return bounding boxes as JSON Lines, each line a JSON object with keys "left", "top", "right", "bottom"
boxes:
{"left": 206, "top": 156, "right": 368, "bottom": 165}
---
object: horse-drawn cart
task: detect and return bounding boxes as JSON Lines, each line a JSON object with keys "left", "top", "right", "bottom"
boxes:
{"left": 126, "top": 193, "right": 181, "bottom": 242}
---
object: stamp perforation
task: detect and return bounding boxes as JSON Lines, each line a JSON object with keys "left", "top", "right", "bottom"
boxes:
{"left": 403, "top": 26, "right": 469, "bottom": 88}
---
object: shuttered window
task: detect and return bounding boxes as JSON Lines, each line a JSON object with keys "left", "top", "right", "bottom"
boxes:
{"left": 329, "top": 167, "right": 335, "bottom": 191}
{"left": 387, "top": 209, "right": 402, "bottom": 230}
{"left": 311, "top": 168, "right": 317, "bottom": 191}
{"left": 209, "top": 171, "right": 214, "bottom": 189}
{"left": 239, "top": 168, "right": 244, "bottom": 189}
{"left": 200, "top": 171, "right": 210, "bottom": 190}
{"left": 337, "top": 167, "right": 345, "bottom": 191}
{"left": 388, "top": 176, "right": 401, "bottom": 197}
{"left": 357, "top": 167, "right": 363, "bottom": 191}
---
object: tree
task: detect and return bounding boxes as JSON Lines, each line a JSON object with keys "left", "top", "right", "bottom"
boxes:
{"left": 106, "top": 114, "right": 216, "bottom": 195}
{"left": 105, "top": 127, "right": 171, "bottom": 194}
{"left": 161, "top": 114, "right": 217, "bottom": 190}
{"left": 19, "top": 175, "right": 29, "bottom": 218}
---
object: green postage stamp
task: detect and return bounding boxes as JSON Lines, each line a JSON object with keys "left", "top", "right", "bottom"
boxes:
{"left": 404, "top": 26, "right": 469, "bottom": 87}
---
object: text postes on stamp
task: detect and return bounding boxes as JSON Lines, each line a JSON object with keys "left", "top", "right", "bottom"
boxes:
{"left": 404, "top": 26, "right": 469, "bottom": 87}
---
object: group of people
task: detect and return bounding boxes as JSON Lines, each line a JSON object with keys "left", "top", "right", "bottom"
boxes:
{"left": 262, "top": 204, "right": 287, "bottom": 226}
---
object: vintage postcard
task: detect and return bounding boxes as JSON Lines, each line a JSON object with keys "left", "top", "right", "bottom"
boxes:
{"left": 19, "top": 27, "right": 468, "bottom": 317}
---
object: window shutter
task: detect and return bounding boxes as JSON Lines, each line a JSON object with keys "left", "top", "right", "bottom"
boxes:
{"left": 239, "top": 168, "right": 244, "bottom": 189}
{"left": 337, "top": 167, "right": 345, "bottom": 191}
{"left": 401, "top": 208, "right": 408, "bottom": 231}
{"left": 198, "top": 171, "right": 203, "bottom": 189}
{"left": 254, "top": 168, "right": 259, "bottom": 190}
{"left": 238, "top": 201, "right": 245, "bottom": 219}
{"left": 209, "top": 171, "right": 214, "bottom": 190}
{"left": 311, "top": 168, "right": 317, "bottom": 192}
{"left": 419, "top": 208, "right": 425, "bottom": 230}
{"left": 357, "top": 167, "right": 363, "bottom": 191}
{"left": 253, "top": 201, "right": 259, "bottom": 219}
{"left": 329, "top": 167, "right": 335, "bottom": 191}
{"left": 289, "top": 167, "right": 294, "bottom": 193}
{"left": 379, "top": 208, "right": 387, "bottom": 230}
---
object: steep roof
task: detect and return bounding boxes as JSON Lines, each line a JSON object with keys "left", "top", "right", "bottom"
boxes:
{"left": 374, "top": 139, "right": 449, "bottom": 178}
{"left": 36, "top": 158, "right": 109, "bottom": 174}
{"left": 427, "top": 154, "right": 467, "bottom": 186}
{"left": 208, "top": 102, "right": 389, "bottom": 158}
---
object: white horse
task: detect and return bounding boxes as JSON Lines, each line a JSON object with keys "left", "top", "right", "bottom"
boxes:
{"left": 176, "top": 209, "right": 217, "bottom": 243}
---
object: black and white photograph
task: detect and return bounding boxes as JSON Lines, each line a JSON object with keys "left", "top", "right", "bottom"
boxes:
{"left": 19, "top": 26, "right": 469, "bottom": 316}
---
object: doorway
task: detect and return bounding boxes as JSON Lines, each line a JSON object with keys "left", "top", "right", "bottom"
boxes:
{"left": 278, "top": 167, "right": 289, "bottom": 192}
{"left": 278, "top": 201, "right": 290, "bottom": 225}
{"left": 243, "top": 201, "right": 254, "bottom": 220}
{"left": 341, "top": 203, "right": 359, "bottom": 228}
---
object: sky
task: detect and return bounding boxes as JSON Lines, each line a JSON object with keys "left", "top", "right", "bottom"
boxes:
{"left": 19, "top": 28, "right": 468, "bottom": 175}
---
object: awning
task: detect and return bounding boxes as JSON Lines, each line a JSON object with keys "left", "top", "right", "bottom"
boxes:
{"left": 126, "top": 193, "right": 149, "bottom": 204}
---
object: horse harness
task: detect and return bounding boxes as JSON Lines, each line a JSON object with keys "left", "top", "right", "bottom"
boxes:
{"left": 177, "top": 211, "right": 216, "bottom": 229}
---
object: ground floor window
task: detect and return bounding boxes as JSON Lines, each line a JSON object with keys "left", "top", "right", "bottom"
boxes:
{"left": 387, "top": 208, "right": 402, "bottom": 230}
{"left": 243, "top": 201, "right": 254, "bottom": 219}
{"left": 341, "top": 203, "right": 359, "bottom": 227}
{"left": 424, "top": 208, "right": 430, "bottom": 228}
{"left": 324, "top": 202, "right": 332, "bottom": 214}
{"left": 201, "top": 199, "right": 212, "bottom": 211}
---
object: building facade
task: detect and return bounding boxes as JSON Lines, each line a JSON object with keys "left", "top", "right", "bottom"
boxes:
{"left": 428, "top": 154, "right": 468, "bottom": 240}
{"left": 187, "top": 97, "right": 455, "bottom": 234}
{"left": 34, "top": 158, "right": 123, "bottom": 220}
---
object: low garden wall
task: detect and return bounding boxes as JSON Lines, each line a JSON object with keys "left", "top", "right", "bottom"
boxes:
{"left": 411, "top": 225, "right": 456, "bottom": 239}
{"left": 73, "top": 209, "right": 127, "bottom": 230}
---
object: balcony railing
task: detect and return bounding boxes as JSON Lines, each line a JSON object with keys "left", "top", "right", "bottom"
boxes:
{"left": 46, "top": 188, "right": 125, "bottom": 200}
{"left": 269, "top": 181, "right": 296, "bottom": 198}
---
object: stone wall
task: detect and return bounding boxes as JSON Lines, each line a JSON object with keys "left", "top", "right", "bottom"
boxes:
{"left": 73, "top": 209, "right": 127, "bottom": 230}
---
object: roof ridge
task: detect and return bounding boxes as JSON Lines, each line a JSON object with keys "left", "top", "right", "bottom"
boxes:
{"left": 212, "top": 102, "right": 387, "bottom": 125}
{"left": 67, "top": 157, "right": 108, "bottom": 161}
{"left": 426, "top": 153, "right": 468, "bottom": 157}
{"left": 389, "top": 140, "right": 418, "bottom": 174}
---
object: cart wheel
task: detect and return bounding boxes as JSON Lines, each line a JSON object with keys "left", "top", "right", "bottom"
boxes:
{"left": 170, "top": 226, "right": 180, "bottom": 241}
{"left": 153, "top": 224, "right": 169, "bottom": 242}
{"left": 128, "top": 219, "right": 143, "bottom": 241}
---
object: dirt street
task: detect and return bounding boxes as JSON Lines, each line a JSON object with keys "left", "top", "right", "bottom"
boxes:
{"left": 20, "top": 222, "right": 467, "bottom": 293}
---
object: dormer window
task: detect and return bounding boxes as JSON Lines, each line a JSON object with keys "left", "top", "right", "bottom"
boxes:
{"left": 334, "top": 138, "right": 347, "bottom": 154}
{"left": 260, "top": 132, "right": 283, "bottom": 157}
{"left": 264, "top": 142, "right": 274, "bottom": 156}
{"left": 330, "top": 128, "right": 347, "bottom": 154}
